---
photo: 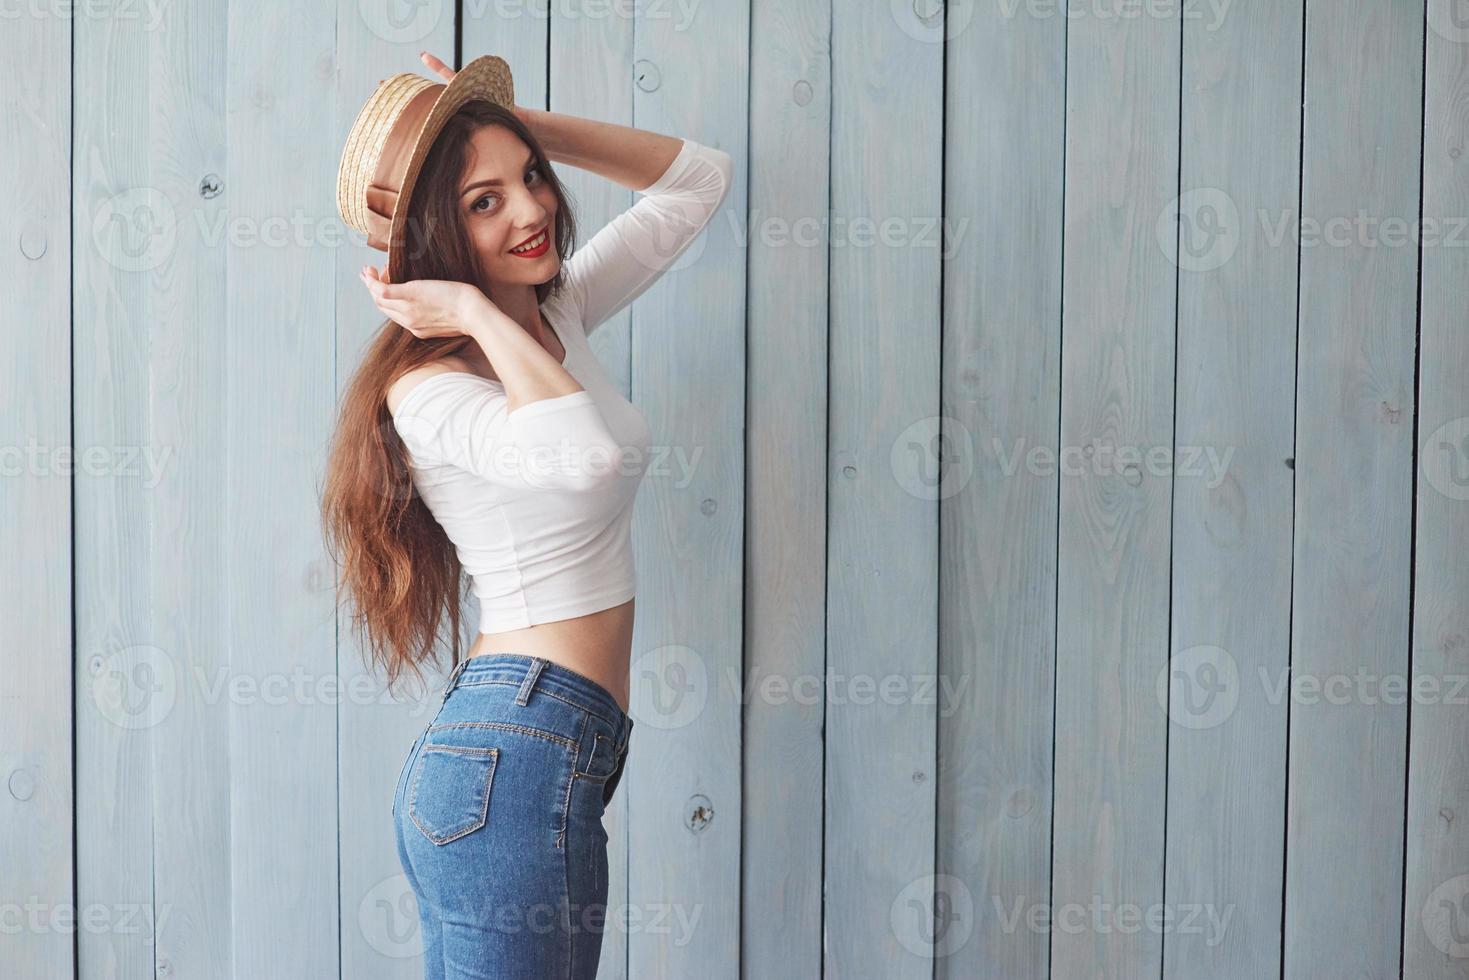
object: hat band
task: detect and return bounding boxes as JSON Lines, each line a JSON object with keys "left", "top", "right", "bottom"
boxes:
{"left": 364, "top": 84, "right": 443, "bottom": 250}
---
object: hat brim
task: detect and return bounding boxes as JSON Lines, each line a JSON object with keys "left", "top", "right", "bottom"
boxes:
{"left": 386, "top": 55, "right": 515, "bottom": 283}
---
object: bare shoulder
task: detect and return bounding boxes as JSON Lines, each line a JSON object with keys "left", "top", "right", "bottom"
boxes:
{"left": 385, "top": 355, "right": 488, "bottom": 416}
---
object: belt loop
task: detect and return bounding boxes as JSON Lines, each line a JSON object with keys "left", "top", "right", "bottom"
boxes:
{"left": 514, "top": 657, "right": 546, "bottom": 706}
{"left": 441, "top": 657, "right": 471, "bottom": 702}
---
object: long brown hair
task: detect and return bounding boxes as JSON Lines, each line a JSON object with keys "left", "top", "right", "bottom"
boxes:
{"left": 320, "top": 99, "right": 580, "bottom": 698}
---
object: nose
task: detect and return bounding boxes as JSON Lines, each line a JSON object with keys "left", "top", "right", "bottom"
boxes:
{"left": 508, "top": 188, "right": 549, "bottom": 236}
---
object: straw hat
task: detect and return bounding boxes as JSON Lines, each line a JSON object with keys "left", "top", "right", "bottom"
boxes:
{"left": 337, "top": 55, "right": 515, "bottom": 282}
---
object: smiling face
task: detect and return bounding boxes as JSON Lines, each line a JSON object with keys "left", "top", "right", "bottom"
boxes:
{"left": 457, "top": 124, "right": 562, "bottom": 291}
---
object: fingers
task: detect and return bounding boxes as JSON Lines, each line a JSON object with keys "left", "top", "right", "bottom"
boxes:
{"left": 359, "top": 264, "right": 420, "bottom": 335}
{"left": 420, "top": 51, "right": 455, "bottom": 82}
{"left": 360, "top": 264, "right": 397, "bottom": 295}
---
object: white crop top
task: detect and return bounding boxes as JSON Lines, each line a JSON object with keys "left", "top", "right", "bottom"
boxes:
{"left": 390, "top": 137, "right": 733, "bottom": 633}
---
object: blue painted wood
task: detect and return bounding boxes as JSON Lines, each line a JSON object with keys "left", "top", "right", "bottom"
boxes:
{"left": 1050, "top": 5, "right": 1181, "bottom": 978}
{"left": 2, "top": 8, "right": 72, "bottom": 980}
{"left": 743, "top": 1, "right": 831, "bottom": 978}
{"left": 824, "top": 2, "right": 942, "bottom": 977}
{"left": 72, "top": 8, "right": 172, "bottom": 980}
{"left": 225, "top": 3, "right": 340, "bottom": 976}
{"left": 1286, "top": 3, "right": 1422, "bottom": 977}
{"left": 625, "top": 3, "right": 750, "bottom": 977}
{"left": 1404, "top": 5, "right": 1469, "bottom": 976}
{"left": 938, "top": 3, "right": 1065, "bottom": 978}
{"left": 1165, "top": 4, "right": 1302, "bottom": 978}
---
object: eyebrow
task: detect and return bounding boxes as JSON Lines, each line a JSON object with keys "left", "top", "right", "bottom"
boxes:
{"left": 460, "top": 147, "right": 536, "bottom": 198}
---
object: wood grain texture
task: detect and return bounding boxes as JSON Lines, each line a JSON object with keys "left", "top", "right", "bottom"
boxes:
{"left": 743, "top": 1, "right": 831, "bottom": 979}
{"left": 1403, "top": 5, "right": 1469, "bottom": 977}
{"left": 1164, "top": 3, "right": 1302, "bottom": 978}
{"left": 139, "top": 3, "right": 233, "bottom": 979}
{"left": 2, "top": 6, "right": 72, "bottom": 979}
{"left": 1286, "top": 3, "right": 1422, "bottom": 977}
{"left": 1051, "top": 3, "right": 1181, "bottom": 977}
{"left": 938, "top": 3, "right": 1065, "bottom": 978}
{"left": 225, "top": 2, "right": 339, "bottom": 976}
{"left": 624, "top": 0, "right": 749, "bottom": 972}
{"left": 73, "top": 8, "right": 165, "bottom": 980}
{"left": 824, "top": 2, "right": 942, "bottom": 977}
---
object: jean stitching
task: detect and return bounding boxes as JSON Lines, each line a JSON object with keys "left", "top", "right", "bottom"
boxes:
{"left": 561, "top": 791, "right": 574, "bottom": 978}
{"left": 514, "top": 656, "right": 545, "bottom": 706}
{"left": 454, "top": 678, "right": 620, "bottom": 730}
{"left": 555, "top": 711, "right": 588, "bottom": 851}
{"left": 426, "top": 720, "right": 576, "bottom": 751}
{"left": 573, "top": 732, "right": 615, "bottom": 780}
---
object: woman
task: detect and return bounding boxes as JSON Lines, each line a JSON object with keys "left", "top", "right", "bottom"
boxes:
{"left": 321, "top": 52, "right": 732, "bottom": 978}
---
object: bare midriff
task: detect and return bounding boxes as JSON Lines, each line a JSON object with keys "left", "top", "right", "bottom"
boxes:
{"left": 468, "top": 597, "right": 634, "bottom": 715}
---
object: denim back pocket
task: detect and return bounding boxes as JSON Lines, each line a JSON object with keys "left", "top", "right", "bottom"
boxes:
{"left": 408, "top": 743, "right": 499, "bottom": 845}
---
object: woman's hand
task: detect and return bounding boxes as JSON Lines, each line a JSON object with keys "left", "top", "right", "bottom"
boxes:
{"left": 359, "top": 264, "right": 490, "bottom": 341}
{"left": 420, "top": 51, "right": 456, "bottom": 82}
{"left": 420, "top": 51, "right": 530, "bottom": 125}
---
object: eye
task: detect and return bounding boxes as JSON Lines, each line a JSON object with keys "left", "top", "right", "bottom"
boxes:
{"left": 468, "top": 168, "right": 542, "bottom": 215}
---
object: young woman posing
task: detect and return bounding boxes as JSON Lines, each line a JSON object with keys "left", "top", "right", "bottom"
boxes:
{"left": 322, "top": 52, "right": 731, "bottom": 979}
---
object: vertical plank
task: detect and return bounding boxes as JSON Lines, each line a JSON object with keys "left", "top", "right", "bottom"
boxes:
{"left": 1, "top": 6, "right": 72, "bottom": 979}
{"left": 225, "top": 4, "right": 339, "bottom": 975}
{"left": 1164, "top": 3, "right": 1302, "bottom": 978}
{"left": 1402, "top": 3, "right": 1469, "bottom": 976}
{"left": 743, "top": 1, "right": 831, "bottom": 979}
{"left": 545, "top": 5, "right": 636, "bottom": 976}
{"left": 1285, "top": 2, "right": 1422, "bottom": 976}
{"left": 824, "top": 2, "right": 941, "bottom": 976}
{"left": 937, "top": 2, "right": 1064, "bottom": 977}
{"left": 334, "top": 8, "right": 460, "bottom": 977}
{"left": 1051, "top": 2, "right": 1180, "bottom": 977}
{"left": 73, "top": 9, "right": 159, "bottom": 979}
{"left": 626, "top": 1, "right": 749, "bottom": 976}
{"left": 145, "top": 2, "right": 233, "bottom": 978}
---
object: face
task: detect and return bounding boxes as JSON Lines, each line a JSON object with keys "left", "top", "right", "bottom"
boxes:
{"left": 457, "top": 124, "right": 561, "bottom": 290}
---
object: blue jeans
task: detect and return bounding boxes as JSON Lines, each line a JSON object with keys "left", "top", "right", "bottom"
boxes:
{"left": 392, "top": 654, "right": 634, "bottom": 979}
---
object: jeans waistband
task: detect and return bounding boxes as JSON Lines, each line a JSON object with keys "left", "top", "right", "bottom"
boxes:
{"left": 441, "top": 653, "right": 629, "bottom": 732}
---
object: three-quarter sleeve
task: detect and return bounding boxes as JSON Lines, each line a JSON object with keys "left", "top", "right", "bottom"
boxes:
{"left": 392, "top": 373, "right": 625, "bottom": 493}
{"left": 562, "top": 137, "right": 733, "bottom": 335}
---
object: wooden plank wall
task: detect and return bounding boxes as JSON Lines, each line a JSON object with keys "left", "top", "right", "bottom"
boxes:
{"left": 3, "top": 1, "right": 1467, "bottom": 978}
{"left": 2, "top": 4, "right": 71, "bottom": 980}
